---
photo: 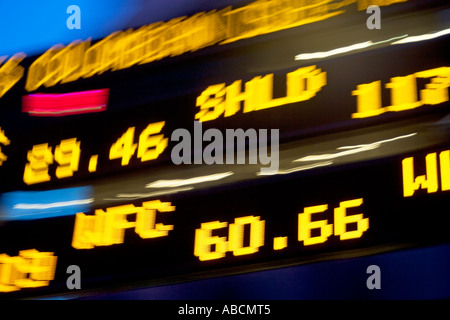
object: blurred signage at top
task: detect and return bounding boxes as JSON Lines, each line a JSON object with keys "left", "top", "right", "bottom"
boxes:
{"left": 1, "top": 0, "right": 407, "bottom": 98}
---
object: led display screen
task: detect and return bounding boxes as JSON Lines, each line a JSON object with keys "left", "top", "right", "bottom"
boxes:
{"left": 0, "top": 0, "right": 449, "bottom": 299}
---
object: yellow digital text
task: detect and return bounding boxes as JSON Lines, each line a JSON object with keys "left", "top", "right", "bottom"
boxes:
{"left": 352, "top": 66, "right": 450, "bottom": 118}
{"left": 273, "top": 236, "right": 288, "bottom": 250}
{"left": 402, "top": 149, "right": 450, "bottom": 197}
{"left": 19, "top": 0, "right": 409, "bottom": 92}
{"left": 109, "top": 121, "right": 168, "bottom": 166}
{"left": 0, "top": 53, "right": 26, "bottom": 98}
{"left": 23, "top": 143, "right": 54, "bottom": 185}
{"left": 22, "top": 121, "right": 167, "bottom": 185}
{"left": 298, "top": 198, "right": 368, "bottom": 245}
{"left": 195, "top": 65, "right": 326, "bottom": 122}
{"left": 88, "top": 154, "right": 98, "bottom": 173}
{"left": 194, "top": 215, "right": 265, "bottom": 261}
{"left": 220, "top": 0, "right": 344, "bottom": 45}
{"left": 0, "top": 249, "right": 57, "bottom": 293}
{"left": 72, "top": 200, "right": 175, "bottom": 249}
{"left": 23, "top": 138, "right": 80, "bottom": 185}
{"left": 0, "top": 127, "right": 10, "bottom": 166}
{"left": 55, "top": 138, "right": 81, "bottom": 179}
{"left": 194, "top": 199, "right": 368, "bottom": 261}
{"left": 298, "top": 204, "right": 333, "bottom": 245}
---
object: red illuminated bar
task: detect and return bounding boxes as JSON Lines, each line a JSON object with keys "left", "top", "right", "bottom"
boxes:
{"left": 22, "top": 88, "right": 109, "bottom": 117}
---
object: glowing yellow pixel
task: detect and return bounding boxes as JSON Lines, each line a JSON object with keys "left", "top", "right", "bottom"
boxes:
{"left": 0, "top": 250, "right": 57, "bottom": 292}
{"left": 228, "top": 216, "right": 265, "bottom": 256}
{"left": 440, "top": 150, "right": 450, "bottom": 192}
{"left": 82, "top": 31, "right": 128, "bottom": 78}
{"left": 415, "top": 67, "right": 450, "bottom": 105}
{"left": 60, "top": 40, "right": 91, "bottom": 84}
{"left": 221, "top": 0, "right": 344, "bottom": 45}
{"left": 23, "top": 138, "right": 82, "bottom": 184}
{"left": 273, "top": 236, "right": 288, "bottom": 250}
{"left": 298, "top": 204, "right": 333, "bottom": 245}
{"left": 385, "top": 74, "right": 422, "bottom": 112}
{"left": 55, "top": 138, "right": 81, "bottom": 179}
{"left": 88, "top": 154, "right": 98, "bottom": 172}
{"left": 0, "top": 127, "right": 10, "bottom": 166}
{"left": 194, "top": 221, "right": 229, "bottom": 261}
{"left": 23, "top": 143, "right": 54, "bottom": 185}
{"left": 352, "top": 81, "right": 383, "bottom": 118}
{"left": 137, "top": 121, "right": 169, "bottom": 162}
{"left": 109, "top": 127, "right": 138, "bottom": 166}
{"left": 333, "top": 198, "right": 368, "bottom": 240}
{"left": 136, "top": 200, "right": 175, "bottom": 238}
{"left": 402, "top": 150, "right": 450, "bottom": 197}
{"left": 25, "top": 44, "right": 64, "bottom": 92}
{"left": 195, "top": 84, "right": 226, "bottom": 122}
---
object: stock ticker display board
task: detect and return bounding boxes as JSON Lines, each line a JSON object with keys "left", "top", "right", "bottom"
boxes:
{"left": 0, "top": 0, "right": 450, "bottom": 299}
